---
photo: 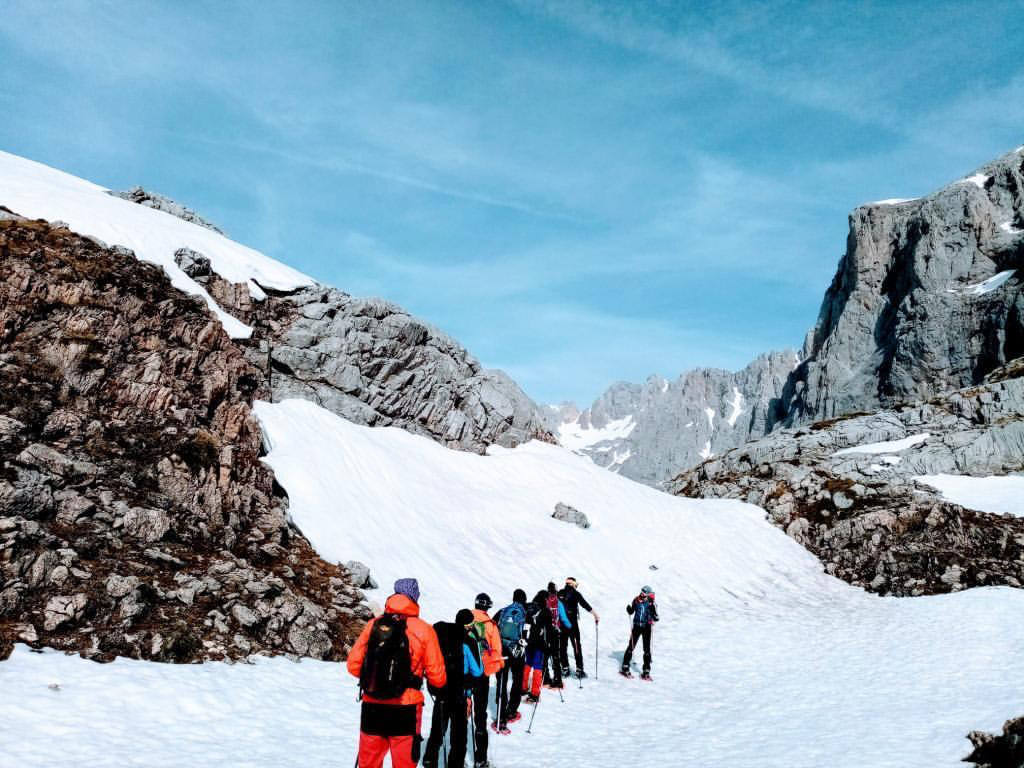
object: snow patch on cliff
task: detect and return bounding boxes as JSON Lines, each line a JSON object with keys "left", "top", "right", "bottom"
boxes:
{"left": 0, "top": 151, "right": 314, "bottom": 338}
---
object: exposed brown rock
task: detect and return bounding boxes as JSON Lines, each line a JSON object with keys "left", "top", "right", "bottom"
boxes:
{"left": 0, "top": 220, "right": 368, "bottom": 662}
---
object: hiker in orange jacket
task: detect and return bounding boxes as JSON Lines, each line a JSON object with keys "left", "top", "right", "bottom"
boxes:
{"left": 468, "top": 593, "right": 504, "bottom": 768}
{"left": 347, "top": 578, "right": 446, "bottom": 768}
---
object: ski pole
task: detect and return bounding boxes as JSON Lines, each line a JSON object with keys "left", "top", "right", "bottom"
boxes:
{"left": 595, "top": 623, "right": 599, "bottom": 680}
{"left": 526, "top": 695, "right": 540, "bottom": 734}
{"left": 438, "top": 696, "right": 448, "bottom": 768}
{"left": 469, "top": 694, "right": 476, "bottom": 757}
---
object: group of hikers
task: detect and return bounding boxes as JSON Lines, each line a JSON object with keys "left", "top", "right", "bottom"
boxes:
{"left": 346, "top": 576, "right": 660, "bottom": 768}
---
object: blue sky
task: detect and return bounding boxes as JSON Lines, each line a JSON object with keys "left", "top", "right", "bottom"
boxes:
{"left": 2, "top": 1, "right": 1022, "bottom": 405}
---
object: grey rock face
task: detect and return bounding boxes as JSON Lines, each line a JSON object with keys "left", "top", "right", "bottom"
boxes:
{"left": 174, "top": 247, "right": 212, "bottom": 280}
{"left": 779, "top": 147, "right": 1024, "bottom": 426}
{"left": 241, "top": 286, "right": 553, "bottom": 453}
{"left": 110, "top": 187, "right": 225, "bottom": 234}
{"left": 552, "top": 502, "right": 590, "bottom": 529}
{"left": 111, "top": 185, "right": 552, "bottom": 455}
{"left": 546, "top": 351, "right": 796, "bottom": 487}
{"left": 673, "top": 373, "right": 1024, "bottom": 595}
{"left": 344, "top": 560, "right": 378, "bottom": 590}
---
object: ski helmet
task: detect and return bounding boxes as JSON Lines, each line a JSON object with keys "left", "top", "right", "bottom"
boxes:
{"left": 475, "top": 592, "right": 493, "bottom": 610}
{"left": 640, "top": 585, "right": 653, "bottom": 595}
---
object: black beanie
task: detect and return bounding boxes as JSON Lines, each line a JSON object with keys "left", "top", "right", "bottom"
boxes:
{"left": 456, "top": 608, "right": 474, "bottom": 626}
{"left": 547, "top": 581, "right": 556, "bottom": 593}
{"left": 513, "top": 588, "right": 527, "bottom": 604}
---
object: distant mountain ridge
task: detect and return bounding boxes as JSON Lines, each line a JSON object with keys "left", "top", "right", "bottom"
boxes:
{"left": 544, "top": 350, "right": 796, "bottom": 486}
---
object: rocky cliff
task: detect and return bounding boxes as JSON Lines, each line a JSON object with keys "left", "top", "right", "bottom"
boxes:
{"left": 672, "top": 369, "right": 1024, "bottom": 596}
{"left": 546, "top": 350, "right": 795, "bottom": 486}
{"left": 116, "top": 194, "right": 552, "bottom": 453}
{"left": 0, "top": 218, "right": 371, "bottom": 662}
{"left": 779, "top": 146, "right": 1024, "bottom": 426}
{"left": 0, "top": 154, "right": 552, "bottom": 664}
{"left": 672, "top": 145, "right": 1024, "bottom": 596}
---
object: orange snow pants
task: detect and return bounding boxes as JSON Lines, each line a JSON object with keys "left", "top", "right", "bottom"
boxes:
{"left": 521, "top": 664, "right": 543, "bottom": 697}
{"left": 357, "top": 702, "right": 423, "bottom": 768}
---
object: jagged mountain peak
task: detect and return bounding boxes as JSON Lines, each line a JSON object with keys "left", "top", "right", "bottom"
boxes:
{"left": 547, "top": 349, "right": 797, "bottom": 486}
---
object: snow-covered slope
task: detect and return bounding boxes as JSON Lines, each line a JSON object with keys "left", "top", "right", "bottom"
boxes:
{"left": 0, "top": 150, "right": 313, "bottom": 337}
{"left": 915, "top": 474, "right": 1024, "bottom": 518}
{"left": 6, "top": 397, "right": 1022, "bottom": 767}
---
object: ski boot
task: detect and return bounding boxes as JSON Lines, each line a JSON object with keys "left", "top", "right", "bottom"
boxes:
{"left": 619, "top": 666, "right": 633, "bottom": 679}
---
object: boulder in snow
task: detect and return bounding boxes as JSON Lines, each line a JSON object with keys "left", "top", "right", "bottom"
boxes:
{"left": 552, "top": 502, "right": 590, "bottom": 529}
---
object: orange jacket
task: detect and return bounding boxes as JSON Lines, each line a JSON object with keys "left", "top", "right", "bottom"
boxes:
{"left": 471, "top": 608, "right": 505, "bottom": 676}
{"left": 346, "top": 594, "right": 446, "bottom": 705}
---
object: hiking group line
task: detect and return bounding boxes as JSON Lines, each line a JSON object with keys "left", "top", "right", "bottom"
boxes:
{"left": 346, "top": 576, "right": 660, "bottom": 768}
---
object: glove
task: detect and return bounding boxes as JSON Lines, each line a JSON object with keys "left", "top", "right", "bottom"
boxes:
{"left": 510, "top": 638, "right": 526, "bottom": 658}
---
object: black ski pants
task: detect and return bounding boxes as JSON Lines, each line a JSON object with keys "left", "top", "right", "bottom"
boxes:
{"left": 559, "top": 621, "right": 585, "bottom": 673}
{"left": 495, "top": 655, "right": 524, "bottom": 727}
{"left": 543, "top": 632, "right": 563, "bottom": 686}
{"left": 622, "top": 624, "right": 652, "bottom": 673}
{"left": 471, "top": 675, "right": 490, "bottom": 764}
{"left": 423, "top": 693, "right": 468, "bottom": 768}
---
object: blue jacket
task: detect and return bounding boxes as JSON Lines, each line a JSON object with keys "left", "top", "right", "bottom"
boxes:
{"left": 463, "top": 643, "right": 483, "bottom": 678}
{"left": 558, "top": 599, "right": 572, "bottom": 630}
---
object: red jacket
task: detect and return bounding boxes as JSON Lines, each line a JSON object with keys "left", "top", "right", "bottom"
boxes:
{"left": 346, "top": 594, "right": 446, "bottom": 705}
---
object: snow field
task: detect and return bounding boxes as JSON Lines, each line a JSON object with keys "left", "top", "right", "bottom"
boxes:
{"left": 557, "top": 414, "right": 635, "bottom": 452}
{"left": 0, "top": 151, "right": 314, "bottom": 338}
{"left": 4, "top": 399, "right": 1024, "bottom": 767}
{"left": 915, "top": 474, "right": 1024, "bottom": 518}
{"left": 833, "top": 432, "right": 929, "bottom": 456}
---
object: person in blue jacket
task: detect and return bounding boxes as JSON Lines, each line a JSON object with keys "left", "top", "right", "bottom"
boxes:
{"left": 423, "top": 608, "right": 483, "bottom": 768}
{"left": 620, "top": 585, "right": 659, "bottom": 680}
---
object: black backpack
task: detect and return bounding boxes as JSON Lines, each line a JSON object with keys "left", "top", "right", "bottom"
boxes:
{"left": 360, "top": 613, "right": 413, "bottom": 699}
{"left": 432, "top": 621, "right": 464, "bottom": 694}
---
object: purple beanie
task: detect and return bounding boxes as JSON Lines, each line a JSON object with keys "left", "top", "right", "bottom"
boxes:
{"left": 394, "top": 578, "right": 420, "bottom": 603}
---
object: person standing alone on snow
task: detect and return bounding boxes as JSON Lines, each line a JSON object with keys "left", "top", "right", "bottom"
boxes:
{"left": 620, "top": 585, "right": 658, "bottom": 680}
{"left": 558, "top": 577, "right": 599, "bottom": 678}
{"left": 347, "top": 578, "right": 446, "bottom": 768}
{"left": 422, "top": 608, "right": 483, "bottom": 768}
{"left": 469, "top": 593, "right": 504, "bottom": 768}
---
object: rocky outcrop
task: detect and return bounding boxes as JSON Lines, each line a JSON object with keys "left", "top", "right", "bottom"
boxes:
{"left": 547, "top": 351, "right": 795, "bottom": 486}
{"left": 245, "top": 287, "right": 552, "bottom": 452}
{"left": 552, "top": 502, "right": 590, "bottom": 529}
{"left": 109, "top": 187, "right": 225, "bottom": 234}
{"left": 672, "top": 374, "right": 1024, "bottom": 595}
{"left": 779, "top": 147, "right": 1024, "bottom": 427}
{"left": 111, "top": 191, "right": 552, "bottom": 454}
{"left": 0, "top": 219, "right": 369, "bottom": 662}
{"left": 964, "top": 716, "right": 1024, "bottom": 767}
